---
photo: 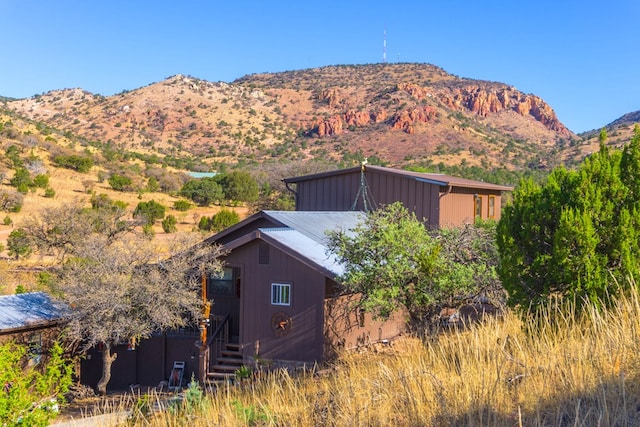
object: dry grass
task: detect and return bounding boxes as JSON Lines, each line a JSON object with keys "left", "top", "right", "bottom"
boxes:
{"left": 76, "top": 289, "right": 640, "bottom": 426}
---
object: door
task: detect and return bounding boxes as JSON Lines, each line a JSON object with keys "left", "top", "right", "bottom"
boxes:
{"left": 207, "top": 266, "right": 241, "bottom": 340}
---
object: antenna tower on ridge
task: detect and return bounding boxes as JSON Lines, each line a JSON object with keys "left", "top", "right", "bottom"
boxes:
{"left": 383, "top": 29, "right": 387, "bottom": 63}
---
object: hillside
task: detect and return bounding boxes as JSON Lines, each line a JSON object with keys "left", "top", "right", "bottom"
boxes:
{"left": 6, "top": 63, "right": 577, "bottom": 173}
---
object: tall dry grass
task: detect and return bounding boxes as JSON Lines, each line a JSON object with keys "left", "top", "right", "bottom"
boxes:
{"left": 95, "top": 289, "right": 640, "bottom": 426}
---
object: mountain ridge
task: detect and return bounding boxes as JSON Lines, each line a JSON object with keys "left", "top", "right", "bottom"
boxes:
{"left": 5, "top": 63, "right": 578, "bottom": 173}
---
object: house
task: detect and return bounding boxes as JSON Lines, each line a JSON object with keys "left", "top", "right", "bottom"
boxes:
{"left": 0, "top": 292, "right": 68, "bottom": 365}
{"left": 81, "top": 165, "right": 512, "bottom": 389}
{"left": 202, "top": 210, "right": 407, "bottom": 368}
{"left": 283, "top": 164, "right": 513, "bottom": 227}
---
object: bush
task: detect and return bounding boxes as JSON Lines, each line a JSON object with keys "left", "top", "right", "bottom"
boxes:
{"left": 173, "top": 199, "right": 192, "bottom": 211}
{"left": 9, "top": 168, "right": 32, "bottom": 189}
{"left": 108, "top": 174, "right": 133, "bottom": 191}
{"left": 0, "top": 342, "right": 73, "bottom": 427}
{"left": 210, "top": 208, "right": 240, "bottom": 232}
{"left": 44, "top": 187, "right": 56, "bottom": 198}
{"left": 162, "top": 215, "right": 178, "bottom": 233}
{"left": 52, "top": 154, "right": 94, "bottom": 172}
{"left": 7, "top": 228, "right": 32, "bottom": 259}
{"left": 134, "top": 200, "right": 166, "bottom": 225}
{"left": 0, "top": 189, "right": 24, "bottom": 212}
{"left": 33, "top": 174, "right": 49, "bottom": 188}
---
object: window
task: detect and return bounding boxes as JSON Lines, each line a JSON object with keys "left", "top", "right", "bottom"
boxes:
{"left": 208, "top": 267, "right": 235, "bottom": 296}
{"left": 488, "top": 195, "right": 495, "bottom": 218}
{"left": 475, "top": 195, "right": 482, "bottom": 218}
{"left": 271, "top": 283, "right": 291, "bottom": 306}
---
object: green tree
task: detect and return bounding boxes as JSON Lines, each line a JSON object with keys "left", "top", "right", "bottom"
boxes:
{"left": 329, "top": 202, "right": 466, "bottom": 328}
{"left": 7, "top": 229, "right": 32, "bottom": 260}
{"left": 210, "top": 208, "right": 240, "bottom": 232}
{"left": 133, "top": 200, "right": 166, "bottom": 225}
{"left": 0, "top": 342, "right": 73, "bottom": 427}
{"left": 216, "top": 171, "right": 259, "bottom": 203}
{"left": 33, "top": 174, "right": 49, "bottom": 189}
{"left": 497, "top": 130, "right": 640, "bottom": 308}
{"left": 179, "top": 178, "right": 223, "bottom": 206}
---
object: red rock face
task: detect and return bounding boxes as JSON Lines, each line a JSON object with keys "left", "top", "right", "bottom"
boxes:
{"left": 316, "top": 115, "right": 344, "bottom": 136}
{"left": 344, "top": 110, "right": 372, "bottom": 127}
{"left": 391, "top": 106, "right": 437, "bottom": 133}
{"left": 396, "top": 82, "right": 430, "bottom": 100}
{"left": 438, "top": 86, "right": 570, "bottom": 135}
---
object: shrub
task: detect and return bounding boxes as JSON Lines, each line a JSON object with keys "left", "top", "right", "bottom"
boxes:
{"left": 173, "top": 200, "right": 192, "bottom": 211}
{"left": 44, "top": 187, "right": 56, "bottom": 198}
{"left": 210, "top": 208, "right": 240, "bottom": 232}
{"left": 0, "top": 189, "right": 24, "bottom": 212}
{"left": 162, "top": 215, "right": 178, "bottom": 233}
{"left": 108, "top": 174, "right": 133, "bottom": 191}
{"left": 7, "top": 228, "right": 32, "bottom": 259}
{"left": 0, "top": 342, "right": 73, "bottom": 427}
{"left": 134, "top": 200, "right": 166, "bottom": 225}
{"left": 10, "top": 168, "right": 32, "bottom": 189}
{"left": 52, "top": 154, "right": 94, "bottom": 172}
{"left": 33, "top": 174, "right": 49, "bottom": 188}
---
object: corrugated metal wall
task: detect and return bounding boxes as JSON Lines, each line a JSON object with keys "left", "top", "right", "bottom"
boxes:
{"left": 294, "top": 169, "right": 440, "bottom": 226}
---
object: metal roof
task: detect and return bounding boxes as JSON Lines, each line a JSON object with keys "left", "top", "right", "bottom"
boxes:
{"left": 260, "top": 228, "right": 346, "bottom": 277}
{"left": 0, "top": 292, "right": 68, "bottom": 332}
{"left": 220, "top": 211, "right": 366, "bottom": 279}
{"left": 283, "top": 165, "right": 514, "bottom": 191}
{"left": 261, "top": 211, "right": 365, "bottom": 243}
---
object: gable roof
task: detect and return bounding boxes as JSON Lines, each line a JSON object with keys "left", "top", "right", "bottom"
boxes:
{"left": 217, "top": 211, "right": 365, "bottom": 278}
{"left": 283, "top": 165, "right": 514, "bottom": 192}
{"left": 0, "top": 292, "right": 68, "bottom": 334}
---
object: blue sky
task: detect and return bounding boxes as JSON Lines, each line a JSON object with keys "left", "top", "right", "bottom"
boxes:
{"left": 1, "top": 1, "right": 638, "bottom": 133}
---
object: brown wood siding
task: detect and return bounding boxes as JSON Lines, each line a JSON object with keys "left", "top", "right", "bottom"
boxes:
{"left": 439, "top": 188, "right": 503, "bottom": 227}
{"left": 323, "top": 292, "right": 406, "bottom": 359}
{"left": 294, "top": 172, "right": 364, "bottom": 211}
{"left": 225, "top": 241, "right": 327, "bottom": 363}
{"left": 294, "top": 169, "right": 440, "bottom": 226}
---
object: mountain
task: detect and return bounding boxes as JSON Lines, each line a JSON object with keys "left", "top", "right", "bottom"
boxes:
{"left": 6, "top": 63, "right": 576, "bottom": 173}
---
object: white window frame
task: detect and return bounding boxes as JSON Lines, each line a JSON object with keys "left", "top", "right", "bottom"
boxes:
{"left": 271, "top": 283, "right": 291, "bottom": 306}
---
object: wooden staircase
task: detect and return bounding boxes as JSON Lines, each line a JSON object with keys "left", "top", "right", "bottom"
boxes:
{"left": 206, "top": 342, "right": 244, "bottom": 383}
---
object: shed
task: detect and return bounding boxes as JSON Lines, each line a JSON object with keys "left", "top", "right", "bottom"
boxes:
{"left": 283, "top": 165, "right": 513, "bottom": 227}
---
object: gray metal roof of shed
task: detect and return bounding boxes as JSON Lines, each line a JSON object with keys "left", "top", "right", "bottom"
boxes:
{"left": 0, "top": 292, "right": 68, "bottom": 333}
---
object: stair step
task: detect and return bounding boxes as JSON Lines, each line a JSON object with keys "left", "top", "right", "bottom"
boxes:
{"left": 207, "top": 371, "right": 235, "bottom": 380}
{"left": 225, "top": 343, "right": 241, "bottom": 351}
{"left": 221, "top": 350, "right": 242, "bottom": 358}
{"left": 216, "top": 357, "right": 243, "bottom": 365}
{"left": 212, "top": 364, "right": 242, "bottom": 373}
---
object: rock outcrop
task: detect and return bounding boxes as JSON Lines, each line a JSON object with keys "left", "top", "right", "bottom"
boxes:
{"left": 391, "top": 106, "right": 437, "bottom": 134}
{"left": 439, "top": 86, "right": 571, "bottom": 135}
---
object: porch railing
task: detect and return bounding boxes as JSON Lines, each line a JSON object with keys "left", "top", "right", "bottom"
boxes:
{"left": 206, "top": 314, "right": 230, "bottom": 371}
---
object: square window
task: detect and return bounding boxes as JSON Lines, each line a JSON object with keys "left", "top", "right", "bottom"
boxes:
{"left": 271, "top": 283, "right": 291, "bottom": 306}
